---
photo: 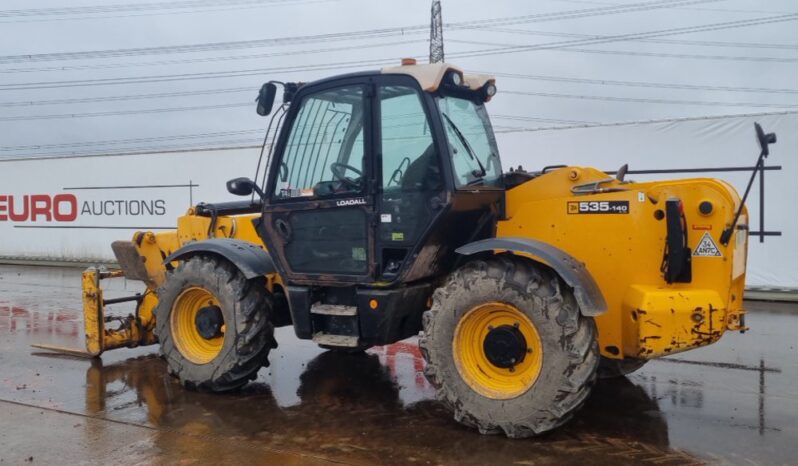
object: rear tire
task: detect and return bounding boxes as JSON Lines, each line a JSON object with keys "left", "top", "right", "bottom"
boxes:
{"left": 154, "top": 255, "right": 277, "bottom": 392}
{"left": 597, "top": 356, "right": 647, "bottom": 379}
{"left": 420, "top": 255, "right": 599, "bottom": 438}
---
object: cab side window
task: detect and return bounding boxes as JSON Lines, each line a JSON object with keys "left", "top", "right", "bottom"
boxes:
{"left": 274, "top": 86, "right": 365, "bottom": 199}
{"left": 380, "top": 86, "right": 441, "bottom": 192}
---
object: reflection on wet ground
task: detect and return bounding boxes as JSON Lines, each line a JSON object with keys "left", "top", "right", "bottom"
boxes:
{"left": 1, "top": 265, "right": 796, "bottom": 465}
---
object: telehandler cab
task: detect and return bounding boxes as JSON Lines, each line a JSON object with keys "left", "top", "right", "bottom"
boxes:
{"left": 35, "top": 61, "right": 767, "bottom": 437}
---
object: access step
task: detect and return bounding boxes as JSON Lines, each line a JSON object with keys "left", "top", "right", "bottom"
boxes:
{"left": 310, "top": 304, "right": 357, "bottom": 316}
{"left": 311, "top": 333, "right": 360, "bottom": 347}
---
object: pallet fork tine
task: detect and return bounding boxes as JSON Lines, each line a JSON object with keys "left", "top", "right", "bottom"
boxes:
{"left": 31, "top": 267, "right": 146, "bottom": 358}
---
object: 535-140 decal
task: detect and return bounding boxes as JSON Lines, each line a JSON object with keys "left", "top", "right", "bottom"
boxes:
{"left": 567, "top": 200, "right": 630, "bottom": 214}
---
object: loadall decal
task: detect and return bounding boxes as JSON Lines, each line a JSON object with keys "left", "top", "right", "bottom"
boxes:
{"left": 567, "top": 200, "right": 630, "bottom": 214}
{"left": 336, "top": 198, "right": 367, "bottom": 207}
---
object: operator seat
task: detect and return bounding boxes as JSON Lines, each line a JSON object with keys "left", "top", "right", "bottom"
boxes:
{"left": 401, "top": 144, "right": 442, "bottom": 191}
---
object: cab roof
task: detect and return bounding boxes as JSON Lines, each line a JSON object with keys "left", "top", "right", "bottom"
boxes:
{"left": 301, "top": 62, "right": 495, "bottom": 95}
{"left": 381, "top": 62, "right": 494, "bottom": 93}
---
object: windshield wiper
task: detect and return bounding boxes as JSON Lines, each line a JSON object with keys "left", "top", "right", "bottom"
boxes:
{"left": 442, "top": 112, "right": 487, "bottom": 179}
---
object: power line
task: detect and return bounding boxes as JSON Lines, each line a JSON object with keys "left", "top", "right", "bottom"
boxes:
{"left": 0, "top": 1, "right": 332, "bottom": 25}
{"left": 5, "top": 86, "right": 795, "bottom": 123}
{"left": 10, "top": 70, "right": 798, "bottom": 109}
{"left": 0, "top": 39, "right": 425, "bottom": 75}
{"left": 4, "top": 12, "right": 794, "bottom": 92}
{"left": 0, "top": 97, "right": 583, "bottom": 122}
{"left": 446, "top": 0, "right": 725, "bottom": 30}
{"left": 0, "top": 57, "right": 402, "bottom": 91}
{"left": 475, "top": 26, "right": 798, "bottom": 51}
{"left": 0, "top": 102, "right": 253, "bottom": 122}
{"left": 0, "top": 0, "right": 317, "bottom": 18}
{"left": 494, "top": 109, "right": 798, "bottom": 133}
{"left": 0, "top": 29, "right": 423, "bottom": 64}
{"left": 492, "top": 114, "right": 595, "bottom": 125}
{"left": 0, "top": 115, "right": 576, "bottom": 153}
{"left": 4, "top": 53, "right": 796, "bottom": 109}
{"left": 555, "top": 46, "right": 798, "bottom": 63}
{"left": 449, "top": 14, "right": 798, "bottom": 60}
{"left": 481, "top": 70, "right": 798, "bottom": 95}
{"left": 0, "top": 87, "right": 253, "bottom": 107}
{"left": 451, "top": 39, "right": 798, "bottom": 64}
{"left": 502, "top": 90, "right": 798, "bottom": 109}
{"left": 0, "top": 0, "right": 722, "bottom": 64}
{"left": 0, "top": 139, "right": 263, "bottom": 160}
{"left": 0, "top": 129, "right": 264, "bottom": 151}
{"left": 549, "top": 0, "right": 797, "bottom": 16}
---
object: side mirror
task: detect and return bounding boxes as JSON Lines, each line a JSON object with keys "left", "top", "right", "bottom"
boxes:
{"left": 256, "top": 82, "right": 277, "bottom": 116}
{"left": 227, "top": 177, "right": 263, "bottom": 197}
{"left": 754, "top": 122, "right": 777, "bottom": 157}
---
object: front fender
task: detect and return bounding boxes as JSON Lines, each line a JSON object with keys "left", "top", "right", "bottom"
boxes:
{"left": 164, "top": 238, "right": 275, "bottom": 279}
{"left": 456, "top": 237, "right": 607, "bottom": 316}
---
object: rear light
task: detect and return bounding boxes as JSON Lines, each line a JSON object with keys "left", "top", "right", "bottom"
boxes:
{"left": 662, "top": 198, "right": 692, "bottom": 284}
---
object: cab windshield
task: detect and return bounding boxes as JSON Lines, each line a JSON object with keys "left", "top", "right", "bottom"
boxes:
{"left": 437, "top": 95, "right": 502, "bottom": 188}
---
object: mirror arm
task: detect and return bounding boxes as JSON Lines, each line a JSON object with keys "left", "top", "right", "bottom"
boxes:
{"left": 252, "top": 183, "right": 266, "bottom": 199}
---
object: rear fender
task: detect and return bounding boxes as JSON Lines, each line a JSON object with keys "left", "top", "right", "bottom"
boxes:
{"left": 456, "top": 237, "right": 607, "bottom": 316}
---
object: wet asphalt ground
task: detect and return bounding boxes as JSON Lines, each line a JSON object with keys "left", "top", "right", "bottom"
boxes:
{"left": 0, "top": 264, "right": 796, "bottom": 465}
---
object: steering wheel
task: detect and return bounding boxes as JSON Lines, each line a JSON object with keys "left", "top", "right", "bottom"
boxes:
{"left": 330, "top": 162, "right": 362, "bottom": 189}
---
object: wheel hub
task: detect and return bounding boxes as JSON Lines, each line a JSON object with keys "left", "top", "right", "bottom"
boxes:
{"left": 195, "top": 305, "right": 224, "bottom": 339}
{"left": 483, "top": 324, "right": 528, "bottom": 369}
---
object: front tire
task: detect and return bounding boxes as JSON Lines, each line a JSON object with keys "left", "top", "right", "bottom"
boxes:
{"left": 420, "top": 256, "right": 599, "bottom": 438}
{"left": 154, "top": 255, "right": 276, "bottom": 392}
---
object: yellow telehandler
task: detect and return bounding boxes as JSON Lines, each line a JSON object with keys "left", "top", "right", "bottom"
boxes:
{"left": 36, "top": 61, "right": 773, "bottom": 437}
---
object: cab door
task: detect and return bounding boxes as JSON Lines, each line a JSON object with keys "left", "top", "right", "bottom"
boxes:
{"left": 375, "top": 80, "right": 445, "bottom": 280}
{"left": 261, "top": 81, "right": 376, "bottom": 284}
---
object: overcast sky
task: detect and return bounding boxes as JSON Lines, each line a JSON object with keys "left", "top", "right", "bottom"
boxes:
{"left": 0, "top": 0, "right": 796, "bottom": 161}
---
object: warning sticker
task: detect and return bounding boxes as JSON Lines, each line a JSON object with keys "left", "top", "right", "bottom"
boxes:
{"left": 693, "top": 232, "right": 722, "bottom": 257}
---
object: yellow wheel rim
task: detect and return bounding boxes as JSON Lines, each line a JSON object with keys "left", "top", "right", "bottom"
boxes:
{"left": 452, "top": 302, "right": 543, "bottom": 400}
{"left": 170, "top": 287, "right": 225, "bottom": 365}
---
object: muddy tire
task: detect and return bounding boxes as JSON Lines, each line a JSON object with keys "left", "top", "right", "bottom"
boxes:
{"left": 597, "top": 356, "right": 647, "bottom": 379}
{"left": 420, "top": 255, "right": 599, "bottom": 438}
{"left": 153, "top": 255, "right": 276, "bottom": 392}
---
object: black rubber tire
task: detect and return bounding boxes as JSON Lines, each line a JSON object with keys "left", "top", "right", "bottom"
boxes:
{"left": 597, "top": 356, "right": 648, "bottom": 379}
{"left": 420, "top": 255, "right": 599, "bottom": 438}
{"left": 153, "top": 255, "right": 277, "bottom": 392}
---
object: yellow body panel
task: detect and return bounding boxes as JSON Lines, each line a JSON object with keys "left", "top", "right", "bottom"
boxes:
{"left": 499, "top": 167, "right": 747, "bottom": 360}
